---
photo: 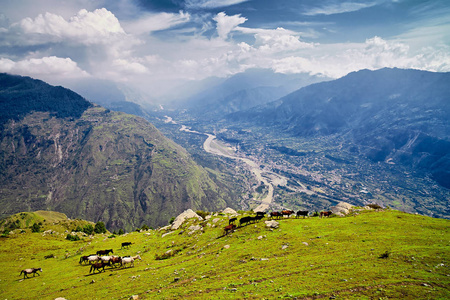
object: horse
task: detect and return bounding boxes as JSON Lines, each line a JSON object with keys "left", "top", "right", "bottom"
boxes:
{"left": 296, "top": 210, "right": 309, "bottom": 218}
{"left": 256, "top": 211, "right": 266, "bottom": 217}
{"left": 19, "top": 268, "right": 42, "bottom": 279}
{"left": 253, "top": 214, "right": 264, "bottom": 222}
{"left": 79, "top": 256, "right": 89, "bottom": 264}
{"left": 89, "top": 261, "right": 111, "bottom": 273}
{"left": 87, "top": 255, "right": 100, "bottom": 264}
{"left": 239, "top": 216, "right": 253, "bottom": 227}
{"left": 121, "top": 255, "right": 141, "bottom": 268}
{"left": 320, "top": 211, "right": 332, "bottom": 218}
{"left": 228, "top": 217, "right": 237, "bottom": 225}
{"left": 224, "top": 224, "right": 236, "bottom": 235}
{"left": 270, "top": 212, "right": 282, "bottom": 219}
{"left": 96, "top": 249, "right": 113, "bottom": 255}
{"left": 100, "top": 255, "right": 112, "bottom": 263}
{"left": 281, "top": 210, "right": 295, "bottom": 218}
{"left": 110, "top": 256, "right": 122, "bottom": 267}
{"left": 121, "top": 242, "right": 133, "bottom": 249}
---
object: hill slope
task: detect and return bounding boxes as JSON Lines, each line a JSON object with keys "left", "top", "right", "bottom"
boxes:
{"left": 0, "top": 208, "right": 449, "bottom": 299}
{"left": 0, "top": 73, "right": 240, "bottom": 231}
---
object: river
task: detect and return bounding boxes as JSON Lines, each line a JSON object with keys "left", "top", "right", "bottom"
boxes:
{"left": 178, "top": 123, "right": 274, "bottom": 212}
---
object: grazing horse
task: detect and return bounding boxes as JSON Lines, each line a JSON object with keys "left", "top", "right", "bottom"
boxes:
{"left": 270, "top": 212, "right": 282, "bottom": 219}
{"left": 239, "top": 216, "right": 253, "bottom": 227}
{"left": 89, "top": 261, "right": 111, "bottom": 273}
{"left": 228, "top": 217, "right": 237, "bottom": 225}
{"left": 224, "top": 224, "right": 236, "bottom": 235}
{"left": 281, "top": 210, "right": 295, "bottom": 218}
{"left": 296, "top": 210, "right": 309, "bottom": 218}
{"left": 320, "top": 211, "right": 332, "bottom": 218}
{"left": 20, "top": 268, "right": 42, "bottom": 279}
{"left": 121, "top": 242, "right": 133, "bottom": 249}
{"left": 79, "top": 256, "right": 89, "bottom": 264}
{"left": 96, "top": 249, "right": 113, "bottom": 255}
{"left": 121, "top": 255, "right": 141, "bottom": 268}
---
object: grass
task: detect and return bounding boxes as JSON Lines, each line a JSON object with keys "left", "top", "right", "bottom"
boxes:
{"left": 1, "top": 209, "right": 449, "bottom": 299}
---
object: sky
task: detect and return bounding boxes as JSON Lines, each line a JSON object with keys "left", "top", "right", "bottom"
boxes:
{"left": 0, "top": 0, "right": 449, "bottom": 100}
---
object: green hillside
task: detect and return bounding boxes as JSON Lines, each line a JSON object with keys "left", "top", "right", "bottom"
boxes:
{"left": 1, "top": 208, "right": 448, "bottom": 299}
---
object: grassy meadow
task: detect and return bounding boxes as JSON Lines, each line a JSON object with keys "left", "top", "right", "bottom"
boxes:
{"left": 1, "top": 208, "right": 449, "bottom": 299}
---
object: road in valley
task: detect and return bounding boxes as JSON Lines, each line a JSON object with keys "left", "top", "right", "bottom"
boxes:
{"left": 179, "top": 124, "right": 274, "bottom": 212}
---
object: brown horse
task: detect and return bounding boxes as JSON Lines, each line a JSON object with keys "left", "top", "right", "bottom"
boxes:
{"left": 20, "top": 268, "right": 42, "bottom": 279}
{"left": 320, "top": 211, "right": 332, "bottom": 218}
{"left": 89, "top": 261, "right": 111, "bottom": 273}
{"left": 96, "top": 249, "right": 113, "bottom": 255}
{"left": 224, "top": 224, "right": 236, "bottom": 235}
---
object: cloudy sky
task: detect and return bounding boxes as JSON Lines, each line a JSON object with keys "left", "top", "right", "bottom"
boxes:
{"left": 1, "top": 0, "right": 449, "bottom": 100}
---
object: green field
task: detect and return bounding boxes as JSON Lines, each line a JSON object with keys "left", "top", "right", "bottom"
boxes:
{"left": 1, "top": 209, "right": 449, "bottom": 299}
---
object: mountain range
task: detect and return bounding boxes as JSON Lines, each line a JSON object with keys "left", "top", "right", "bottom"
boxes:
{"left": 0, "top": 73, "right": 241, "bottom": 231}
{"left": 228, "top": 68, "right": 450, "bottom": 190}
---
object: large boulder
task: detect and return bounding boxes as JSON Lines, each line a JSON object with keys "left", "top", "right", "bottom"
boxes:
{"left": 222, "top": 207, "right": 237, "bottom": 214}
{"left": 331, "top": 202, "right": 354, "bottom": 216}
{"left": 265, "top": 220, "right": 279, "bottom": 229}
{"left": 171, "top": 209, "right": 203, "bottom": 230}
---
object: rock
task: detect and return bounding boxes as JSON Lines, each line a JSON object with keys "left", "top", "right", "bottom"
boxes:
{"left": 55, "top": 298, "right": 67, "bottom": 300}
{"left": 158, "top": 225, "right": 171, "bottom": 231}
{"left": 171, "top": 209, "right": 203, "bottom": 230}
{"left": 130, "top": 295, "right": 139, "bottom": 300}
{"left": 222, "top": 207, "right": 237, "bottom": 214}
{"left": 257, "top": 235, "right": 266, "bottom": 240}
{"left": 188, "top": 225, "right": 202, "bottom": 235}
{"left": 260, "top": 258, "right": 269, "bottom": 261}
{"left": 265, "top": 220, "right": 279, "bottom": 229}
{"left": 212, "top": 218, "right": 221, "bottom": 224}
{"left": 223, "top": 245, "right": 230, "bottom": 249}
{"left": 161, "top": 231, "right": 174, "bottom": 238}
{"left": 331, "top": 201, "right": 354, "bottom": 215}
{"left": 174, "top": 277, "right": 180, "bottom": 282}
{"left": 302, "top": 242, "right": 309, "bottom": 246}
{"left": 90, "top": 280, "right": 95, "bottom": 284}
{"left": 282, "top": 245, "right": 288, "bottom": 250}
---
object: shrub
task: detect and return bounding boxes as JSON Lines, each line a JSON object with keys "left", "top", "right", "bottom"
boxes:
{"left": 379, "top": 251, "right": 390, "bottom": 259}
{"left": 118, "top": 229, "right": 124, "bottom": 235}
{"left": 31, "top": 222, "right": 41, "bottom": 233}
{"left": 66, "top": 234, "right": 80, "bottom": 241}
{"left": 82, "top": 224, "right": 94, "bottom": 235}
{"left": 169, "top": 217, "right": 175, "bottom": 224}
{"left": 368, "top": 203, "right": 383, "bottom": 210}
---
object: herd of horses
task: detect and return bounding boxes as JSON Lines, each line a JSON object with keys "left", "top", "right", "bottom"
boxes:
{"left": 223, "top": 209, "right": 333, "bottom": 235}
{"left": 77, "top": 245, "right": 141, "bottom": 274}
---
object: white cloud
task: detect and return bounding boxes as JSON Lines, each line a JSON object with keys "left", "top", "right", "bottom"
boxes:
{"left": 16, "top": 8, "right": 128, "bottom": 45}
{"left": 185, "top": 0, "right": 249, "bottom": 9}
{"left": 123, "top": 11, "right": 191, "bottom": 35}
{"left": 271, "top": 36, "right": 450, "bottom": 78}
{"left": 0, "top": 56, "right": 90, "bottom": 79}
{"left": 303, "top": 1, "right": 378, "bottom": 16}
{"left": 213, "top": 12, "right": 247, "bottom": 39}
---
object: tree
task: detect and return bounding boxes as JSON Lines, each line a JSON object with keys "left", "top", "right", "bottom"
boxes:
{"left": 94, "top": 221, "right": 107, "bottom": 234}
{"left": 118, "top": 229, "right": 124, "bottom": 235}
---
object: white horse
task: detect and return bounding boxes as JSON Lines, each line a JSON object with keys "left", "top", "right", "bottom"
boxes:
{"left": 121, "top": 255, "right": 141, "bottom": 268}
{"left": 87, "top": 255, "right": 100, "bottom": 264}
{"left": 100, "top": 255, "right": 113, "bottom": 262}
